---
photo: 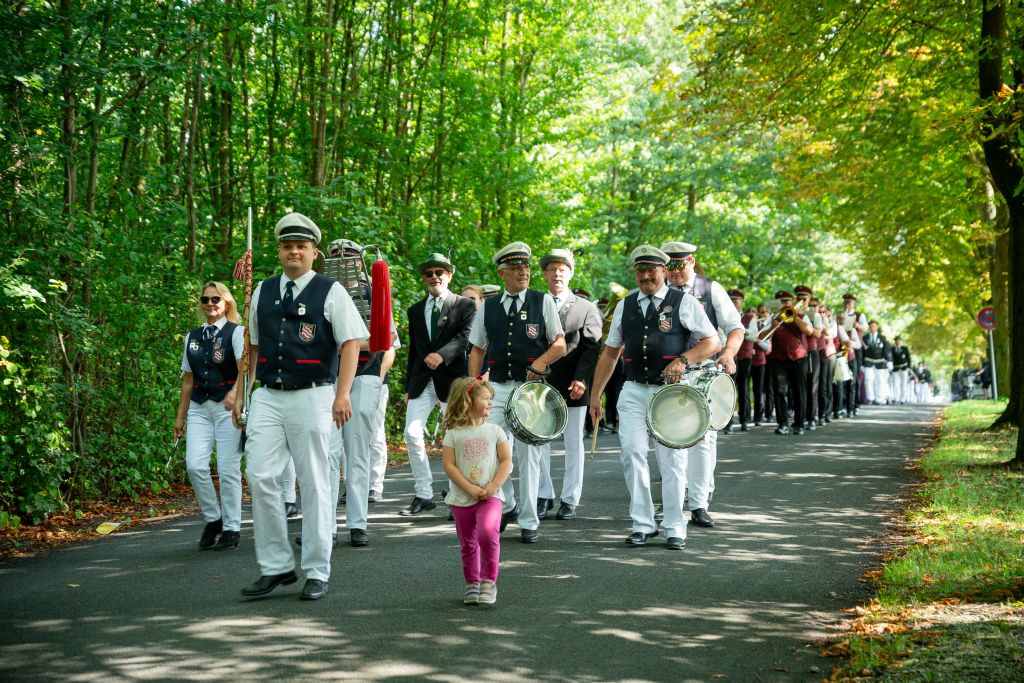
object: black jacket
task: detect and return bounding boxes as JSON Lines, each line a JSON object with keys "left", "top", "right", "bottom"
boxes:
{"left": 404, "top": 294, "right": 477, "bottom": 402}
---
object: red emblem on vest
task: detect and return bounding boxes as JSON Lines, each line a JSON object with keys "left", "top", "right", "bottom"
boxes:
{"left": 526, "top": 323, "right": 539, "bottom": 339}
{"left": 299, "top": 322, "right": 316, "bottom": 342}
{"left": 212, "top": 348, "right": 225, "bottom": 363}
{"left": 659, "top": 318, "right": 672, "bottom": 333}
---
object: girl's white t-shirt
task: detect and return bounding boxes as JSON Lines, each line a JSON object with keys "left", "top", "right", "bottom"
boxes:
{"left": 443, "top": 422, "right": 508, "bottom": 507}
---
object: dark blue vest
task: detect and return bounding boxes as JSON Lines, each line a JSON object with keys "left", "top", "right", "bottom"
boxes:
{"left": 621, "top": 288, "right": 691, "bottom": 384}
{"left": 187, "top": 322, "right": 239, "bottom": 403}
{"left": 255, "top": 274, "right": 339, "bottom": 388}
{"left": 483, "top": 289, "right": 548, "bottom": 383}
{"left": 691, "top": 275, "right": 718, "bottom": 329}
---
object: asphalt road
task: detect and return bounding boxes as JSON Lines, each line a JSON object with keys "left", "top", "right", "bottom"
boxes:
{"left": 0, "top": 403, "right": 941, "bottom": 682}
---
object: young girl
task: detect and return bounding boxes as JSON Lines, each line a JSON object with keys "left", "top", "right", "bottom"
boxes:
{"left": 442, "top": 376, "right": 513, "bottom": 605}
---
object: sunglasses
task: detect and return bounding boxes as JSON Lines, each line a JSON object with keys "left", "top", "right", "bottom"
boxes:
{"left": 422, "top": 268, "right": 447, "bottom": 278}
{"left": 200, "top": 296, "right": 223, "bottom": 304}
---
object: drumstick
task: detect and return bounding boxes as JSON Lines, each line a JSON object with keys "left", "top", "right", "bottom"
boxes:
{"left": 590, "top": 426, "right": 598, "bottom": 459}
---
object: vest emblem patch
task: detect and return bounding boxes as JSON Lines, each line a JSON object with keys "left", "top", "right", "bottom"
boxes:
{"left": 659, "top": 317, "right": 672, "bottom": 333}
{"left": 299, "top": 322, "right": 317, "bottom": 342}
{"left": 212, "top": 348, "right": 225, "bottom": 363}
{"left": 189, "top": 341, "right": 200, "bottom": 352}
{"left": 526, "top": 323, "right": 539, "bottom": 339}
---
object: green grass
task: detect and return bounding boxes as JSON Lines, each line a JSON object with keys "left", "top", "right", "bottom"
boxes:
{"left": 832, "top": 400, "right": 1024, "bottom": 681}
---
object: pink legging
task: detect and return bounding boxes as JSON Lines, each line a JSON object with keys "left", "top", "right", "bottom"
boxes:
{"left": 451, "top": 498, "right": 502, "bottom": 583}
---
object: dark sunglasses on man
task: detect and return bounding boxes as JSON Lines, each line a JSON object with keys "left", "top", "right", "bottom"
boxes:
{"left": 200, "top": 296, "right": 223, "bottom": 304}
{"left": 422, "top": 269, "right": 447, "bottom": 278}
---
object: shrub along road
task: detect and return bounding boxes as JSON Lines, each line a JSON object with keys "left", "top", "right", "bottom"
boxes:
{"left": 0, "top": 404, "right": 940, "bottom": 681}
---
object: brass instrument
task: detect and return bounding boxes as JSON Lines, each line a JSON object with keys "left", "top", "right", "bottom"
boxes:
{"left": 757, "top": 299, "right": 806, "bottom": 341}
{"left": 601, "top": 282, "right": 630, "bottom": 339}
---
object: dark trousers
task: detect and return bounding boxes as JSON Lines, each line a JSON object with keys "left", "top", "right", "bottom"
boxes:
{"left": 751, "top": 363, "right": 768, "bottom": 422}
{"left": 853, "top": 350, "right": 864, "bottom": 405}
{"left": 833, "top": 380, "right": 845, "bottom": 416}
{"left": 762, "top": 363, "right": 775, "bottom": 420}
{"left": 735, "top": 358, "right": 753, "bottom": 425}
{"left": 820, "top": 352, "right": 836, "bottom": 419}
{"left": 805, "top": 350, "right": 820, "bottom": 423}
{"left": 844, "top": 360, "right": 859, "bottom": 415}
{"left": 770, "top": 356, "right": 808, "bottom": 429}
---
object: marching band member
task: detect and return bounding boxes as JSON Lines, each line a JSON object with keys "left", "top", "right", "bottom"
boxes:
{"left": 861, "top": 320, "right": 893, "bottom": 405}
{"left": 818, "top": 304, "right": 838, "bottom": 423}
{"left": 841, "top": 294, "right": 868, "bottom": 414}
{"left": 535, "top": 249, "right": 602, "bottom": 522}
{"left": 174, "top": 281, "right": 245, "bottom": 551}
{"left": 764, "top": 290, "right": 814, "bottom": 435}
{"left": 733, "top": 293, "right": 754, "bottom": 431}
{"left": 794, "top": 286, "right": 821, "bottom": 430}
{"left": 589, "top": 245, "right": 719, "bottom": 550}
{"left": 236, "top": 212, "right": 366, "bottom": 601}
{"left": 401, "top": 252, "right": 477, "bottom": 517}
{"left": 748, "top": 304, "right": 773, "bottom": 426}
{"left": 661, "top": 241, "right": 744, "bottom": 528}
{"left": 468, "top": 242, "right": 566, "bottom": 544}
{"left": 890, "top": 336, "right": 912, "bottom": 404}
{"left": 914, "top": 361, "right": 933, "bottom": 403}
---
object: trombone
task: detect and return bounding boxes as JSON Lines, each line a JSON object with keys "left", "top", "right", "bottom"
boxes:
{"left": 757, "top": 299, "right": 807, "bottom": 341}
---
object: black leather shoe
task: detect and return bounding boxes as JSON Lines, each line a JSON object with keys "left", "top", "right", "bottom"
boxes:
{"left": 300, "top": 578, "right": 329, "bottom": 601}
{"left": 399, "top": 496, "right": 437, "bottom": 516}
{"left": 807, "top": 420, "right": 817, "bottom": 431}
{"left": 199, "top": 518, "right": 223, "bottom": 550}
{"left": 691, "top": 508, "right": 714, "bottom": 528}
{"left": 368, "top": 490, "right": 381, "bottom": 504}
{"left": 665, "top": 536, "right": 686, "bottom": 550}
{"left": 740, "top": 424, "right": 748, "bottom": 432}
{"left": 793, "top": 427, "right": 805, "bottom": 435}
{"left": 284, "top": 502, "right": 299, "bottom": 518}
{"left": 654, "top": 504, "right": 664, "bottom": 522}
{"left": 721, "top": 424, "right": 733, "bottom": 434}
{"left": 295, "top": 533, "right": 339, "bottom": 547}
{"left": 520, "top": 528, "right": 539, "bottom": 543}
{"left": 349, "top": 529, "right": 368, "bottom": 547}
{"left": 774, "top": 426, "right": 790, "bottom": 435}
{"left": 241, "top": 570, "right": 297, "bottom": 597}
{"left": 754, "top": 421, "right": 762, "bottom": 427}
{"left": 626, "top": 530, "right": 659, "bottom": 546}
{"left": 212, "top": 530, "right": 239, "bottom": 550}
{"left": 555, "top": 502, "right": 576, "bottom": 520}
{"left": 499, "top": 505, "right": 519, "bottom": 532}
{"left": 536, "top": 497, "right": 554, "bottom": 520}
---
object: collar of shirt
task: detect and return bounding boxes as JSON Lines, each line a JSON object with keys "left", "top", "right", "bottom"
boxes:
{"left": 548, "top": 290, "right": 574, "bottom": 307}
{"left": 428, "top": 290, "right": 449, "bottom": 308}
{"left": 281, "top": 270, "right": 317, "bottom": 298}
{"left": 502, "top": 291, "right": 525, "bottom": 305}
{"left": 644, "top": 285, "right": 670, "bottom": 307}
{"left": 205, "top": 317, "right": 227, "bottom": 332}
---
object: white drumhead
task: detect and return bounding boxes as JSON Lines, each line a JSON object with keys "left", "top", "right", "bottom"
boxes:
{"left": 510, "top": 382, "right": 565, "bottom": 440}
{"left": 706, "top": 372, "right": 738, "bottom": 430}
{"left": 647, "top": 384, "right": 710, "bottom": 448}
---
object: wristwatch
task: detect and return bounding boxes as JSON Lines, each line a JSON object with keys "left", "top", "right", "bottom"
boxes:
{"left": 679, "top": 355, "right": 690, "bottom": 368}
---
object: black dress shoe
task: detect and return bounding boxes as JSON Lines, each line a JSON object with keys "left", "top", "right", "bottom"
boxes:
{"left": 665, "top": 536, "right": 686, "bottom": 550}
{"left": 774, "top": 426, "right": 790, "bottom": 435}
{"left": 368, "top": 490, "right": 381, "bottom": 504}
{"left": 754, "top": 421, "right": 762, "bottom": 427}
{"left": 295, "top": 533, "right": 339, "bottom": 547}
{"left": 284, "top": 502, "right": 300, "bottom": 518}
{"left": 349, "top": 529, "right": 368, "bottom": 547}
{"left": 520, "top": 528, "right": 539, "bottom": 543}
{"left": 399, "top": 496, "right": 437, "bottom": 516}
{"left": 721, "top": 425, "right": 733, "bottom": 434}
{"left": 212, "top": 530, "right": 240, "bottom": 550}
{"left": 499, "top": 505, "right": 519, "bottom": 532}
{"left": 199, "top": 518, "right": 223, "bottom": 550}
{"left": 536, "top": 497, "right": 554, "bottom": 520}
{"left": 654, "top": 504, "right": 664, "bottom": 522}
{"left": 793, "top": 427, "right": 805, "bottom": 435}
{"left": 241, "top": 570, "right": 297, "bottom": 597}
{"left": 300, "top": 578, "right": 329, "bottom": 601}
{"left": 740, "top": 424, "right": 748, "bottom": 432}
{"left": 691, "top": 508, "right": 714, "bottom": 528}
{"left": 626, "top": 530, "right": 659, "bottom": 546}
{"left": 555, "top": 502, "right": 576, "bottom": 520}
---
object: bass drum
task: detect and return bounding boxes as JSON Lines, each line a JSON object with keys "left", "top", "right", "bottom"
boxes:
{"left": 683, "top": 366, "right": 738, "bottom": 430}
{"left": 646, "top": 383, "right": 711, "bottom": 449}
{"left": 504, "top": 381, "right": 568, "bottom": 446}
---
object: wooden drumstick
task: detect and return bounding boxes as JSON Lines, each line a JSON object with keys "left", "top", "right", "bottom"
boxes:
{"left": 590, "top": 425, "right": 599, "bottom": 459}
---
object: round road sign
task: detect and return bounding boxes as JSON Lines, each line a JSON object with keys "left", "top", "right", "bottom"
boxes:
{"left": 977, "top": 306, "right": 996, "bottom": 331}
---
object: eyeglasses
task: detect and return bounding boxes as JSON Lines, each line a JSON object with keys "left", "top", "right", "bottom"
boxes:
{"left": 200, "top": 296, "right": 223, "bottom": 304}
{"left": 422, "top": 269, "right": 447, "bottom": 278}
{"left": 502, "top": 263, "right": 530, "bottom": 272}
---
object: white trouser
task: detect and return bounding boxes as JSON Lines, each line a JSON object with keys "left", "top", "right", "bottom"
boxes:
{"left": 277, "top": 458, "right": 296, "bottom": 505}
{"left": 863, "top": 365, "right": 889, "bottom": 403}
{"left": 185, "top": 399, "right": 243, "bottom": 531}
{"left": 245, "top": 385, "right": 335, "bottom": 582}
{"left": 369, "top": 383, "right": 390, "bottom": 494}
{"left": 403, "top": 379, "right": 444, "bottom": 499}
{"left": 330, "top": 375, "right": 384, "bottom": 532}
{"left": 891, "top": 370, "right": 909, "bottom": 403}
{"left": 538, "top": 406, "right": 587, "bottom": 506}
{"left": 618, "top": 382, "right": 688, "bottom": 539}
{"left": 917, "top": 382, "right": 930, "bottom": 403}
{"left": 686, "top": 427, "right": 717, "bottom": 511}
{"left": 491, "top": 382, "right": 543, "bottom": 530}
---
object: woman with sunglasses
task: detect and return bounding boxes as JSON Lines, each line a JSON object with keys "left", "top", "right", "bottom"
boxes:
{"left": 174, "top": 281, "right": 245, "bottom": 551}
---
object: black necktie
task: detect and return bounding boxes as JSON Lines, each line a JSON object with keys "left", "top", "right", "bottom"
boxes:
{"left": 644, "top": 296, "right": 657, "bottom": 321}
{"left": 283, "top": 280, "right": 295, "bottom": 309}
{"left": 203, "top": 326, "right": 214, "bottom": 342}
{"left": 508, "top": 295, "right": 519, "bottom": 319}
{"left": 430, "top": 297, "right": 441, "bottom": 340}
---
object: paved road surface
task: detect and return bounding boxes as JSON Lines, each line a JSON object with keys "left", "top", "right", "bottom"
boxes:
{"left": 0, "top": 404, "right": 940, "bottom": 682}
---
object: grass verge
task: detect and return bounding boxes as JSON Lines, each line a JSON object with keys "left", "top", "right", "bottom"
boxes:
{"left": 827, "top": 400, "right": 1024, "bottom": 681}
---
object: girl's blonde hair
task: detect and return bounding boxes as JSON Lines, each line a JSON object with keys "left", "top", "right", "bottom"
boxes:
{"left": 443, "top": 376, "right": 495, "bottom": 430}
{"left": 196, "top": 281, "right": 241, "bottom": 324}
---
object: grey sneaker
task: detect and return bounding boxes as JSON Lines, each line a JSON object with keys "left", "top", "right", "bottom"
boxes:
{"left": 478, "top": 580, "right": 497, "bottom": 605}
{"left": 464, "top": 582, "right": 480, "bottom": 605}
